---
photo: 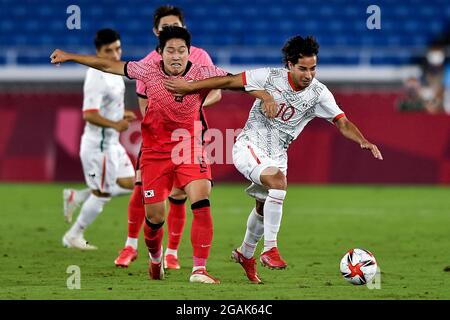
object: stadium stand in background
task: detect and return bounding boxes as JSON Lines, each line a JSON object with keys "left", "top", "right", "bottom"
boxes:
{"left": 1, "top": 1, "right": 450, "bottom": 184}
{"left": 1, "top": 0, "right": 449, "bottom": 79}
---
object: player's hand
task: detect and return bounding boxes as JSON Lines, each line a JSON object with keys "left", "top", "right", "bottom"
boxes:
{"left": 361, "top": 141, "right": 383, "bottom": 160}
{"left": 123, "top": 110, "right": 137, "bottom": 122}
{"left": 114, "top": 119, "right": 129, "bottom": 132}
{"left": 164, "top": 78, "right": 195, "bottom": 94}
{"left": 261, "top": 96, "right": 278, "bottom": 118}
{"left": 50, "top": 49, "right": 71, "bottom": 65}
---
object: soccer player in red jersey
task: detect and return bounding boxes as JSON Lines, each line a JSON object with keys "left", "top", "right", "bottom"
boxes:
{"left": 115, "top": 5, "right": 222, "bottom": 270}
{"left": 51, "top": 26, "right": 271, "bottom": 283}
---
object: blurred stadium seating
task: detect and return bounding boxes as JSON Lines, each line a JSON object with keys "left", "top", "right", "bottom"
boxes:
{"left": 1, "top": 1, "right": 450, "bottom": 184}
{"left": 0, "top": 0, "right": 449, "bottom": 66}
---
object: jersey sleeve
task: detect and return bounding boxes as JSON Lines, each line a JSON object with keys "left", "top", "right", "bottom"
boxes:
{"left": 135, "top": 51, "right": 160, "bottom": 98}
{"left": 136, "top": 79, "right": 147, "bottom": 98}
{"left": 82, "top": 69, "right": 106, "bottom": 112}
{"left": 124, "top": 60, "right": 150, "bottom": 81}
{"left": 207, "top": 65, "right": 228, "bottom": 77}
{"left": 314, "top": 86, "right": 345, "bottom": 123}
{"left": 242, "top": 68, "right": 271, "bottom": 91}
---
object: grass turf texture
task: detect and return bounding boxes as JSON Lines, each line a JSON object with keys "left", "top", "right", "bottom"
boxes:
{"left": 1, "top": 183, "right": 449, "bottom": 300}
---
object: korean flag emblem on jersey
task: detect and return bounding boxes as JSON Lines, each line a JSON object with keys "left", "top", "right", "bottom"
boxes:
{"left": 144, "top": 190, "right": 154, "bottom": 198}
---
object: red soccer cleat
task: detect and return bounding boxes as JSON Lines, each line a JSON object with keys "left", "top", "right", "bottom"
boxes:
{"left": 114, "top": 246, "right": 138, "bottom": 268}
{"left": 231, "top": 249, "right": 262, "bottom": 284}
{"left": 189, "top": 268, "right": 220, "bottom": 284}
{"left": 164, "top": 254, "right": 181, "bottom": 270}
{"left": 148, "top": 260, "right": 164, "bottom": 280}
{"left": 260, "top": 247, "right": 287, "bottom": 270}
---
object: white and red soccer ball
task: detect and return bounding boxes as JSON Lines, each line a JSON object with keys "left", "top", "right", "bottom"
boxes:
{"left": 340, "top": 248, "right": 378, "bottom": 285}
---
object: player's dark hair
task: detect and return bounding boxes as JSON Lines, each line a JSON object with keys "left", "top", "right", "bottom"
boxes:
{"left": 282, "top": 35, "right": 319, "bottom": 67}
{"left": 153, "top": 5, "right": 185, "bottom": 29}
{"left": 158, "top": 26, "right": 191, "bottom": 52}
{"left": 94, "top": 28, "right": 120, "bottom": 50}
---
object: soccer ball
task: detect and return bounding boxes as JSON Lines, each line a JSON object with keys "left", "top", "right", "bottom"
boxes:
{"left": 340, "top": 248, "right": 377, "bottom": 285}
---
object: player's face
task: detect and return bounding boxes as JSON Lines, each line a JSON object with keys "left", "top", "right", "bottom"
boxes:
{"left": 288, "top": 55, "right": 317, "bottom": 89}
{"left": 96, "top": 40, "right": 122, "bottom": 61}
{"left": 161, "top": 38, "right": 189, "bottom": 76}
{"left": 153, "top": 15, "right": 183, "bottom": 36}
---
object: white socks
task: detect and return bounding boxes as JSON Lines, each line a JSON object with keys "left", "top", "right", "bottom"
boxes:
{"left": 240, "top": 208, "right": 264, "bottom": 259}
{"left": 165, "top": 248, "right": 178, "bottom": 258}
{"left": 68, "top": 194, "right": 110, "bottom": 238}
{"left": 125, "top": 237, "right": 138, "bottom": 250}
{"left": 238, "top": 190, "right": 287, "bottom": 257}
{"left": 263, "top": 189, "right": 286, "bottom": 253}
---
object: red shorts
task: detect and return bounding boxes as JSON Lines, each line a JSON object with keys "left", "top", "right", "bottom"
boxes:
{"left": 140, "top": 159, "right": 211, "bottom": 204}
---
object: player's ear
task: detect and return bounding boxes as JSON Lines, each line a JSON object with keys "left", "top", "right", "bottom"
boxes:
{"left": 287, "top": 61, "right": 294, "bottom": 70}
{"left": 152, "top": 28, "right": 159, "bottom": 37}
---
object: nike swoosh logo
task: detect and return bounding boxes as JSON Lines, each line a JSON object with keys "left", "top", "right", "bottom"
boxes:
{"left": 200, "top": 244, "right": 211, "bottom": 248}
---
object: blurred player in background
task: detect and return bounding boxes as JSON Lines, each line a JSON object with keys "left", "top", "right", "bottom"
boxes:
{"left": 62, "top": 29, "right": 137, "bottom": 250}
{"left": 164, "top": 35, "right": 383, "bottom": 283}
{"left": 114, "top": 5, "right": 222, "bottom": 270}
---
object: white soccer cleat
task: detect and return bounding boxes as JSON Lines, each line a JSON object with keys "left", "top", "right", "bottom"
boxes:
{"left": 189, "top": 268, "right": 220, "bottom": 284}
{"left": 62, "top": 233, "right": 97, "bottom": 250}
{"left": 63, "top": 189, "right": 79, "bottom": 224}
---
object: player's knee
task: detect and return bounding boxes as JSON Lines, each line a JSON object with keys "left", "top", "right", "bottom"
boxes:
{"left": 266, "top": 172, "right": 287, "bottom": 190}
{"left": 145, "top": 216, "right": 165, "bottom": 230}
{"left": 144, "top": 204, "right": 165, "bottom": 224}
{"left": 185, "top": 179, "right": 211, "bottom": 203}
{"left": 145, "top": 213, "right": 165, "bottom": 225}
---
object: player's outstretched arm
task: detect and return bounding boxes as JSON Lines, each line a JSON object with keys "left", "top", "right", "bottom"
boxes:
{"left": 164, "top": 74, "right": 244, "bottom": 94}
{"left": 50, "top": 49, "right": 125, "bottom": 76}
{"left": 83, "top": 111, "right": 130, "bottom": 132}
{"left": 334, "top": 116, "right": 383, "bottom": 160}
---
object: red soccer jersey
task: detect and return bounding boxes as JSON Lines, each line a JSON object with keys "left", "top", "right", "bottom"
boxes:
{"left": 125, "top": 60, "right": 227, "bottom": 161}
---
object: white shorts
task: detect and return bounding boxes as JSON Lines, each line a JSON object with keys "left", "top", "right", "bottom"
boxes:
{"left": 232, "top": 139, "right": 287, "bottom": 201}
{"left": 80, "top": 143, "right": 134, "bottom": 193}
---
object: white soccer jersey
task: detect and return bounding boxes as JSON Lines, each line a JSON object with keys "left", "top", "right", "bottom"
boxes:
{"left": 81, "top": 67, "right": 125, "bottom": 151}
{"left": 240, "top": 67, "right": 345, "bottom": 160}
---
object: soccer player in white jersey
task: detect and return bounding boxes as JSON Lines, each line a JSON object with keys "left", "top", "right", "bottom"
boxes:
{"left": 164, "top": 35, "right": 383, "bottom": 283}
{"left": 62, "top": 29, "right": 137, "bottom": 250}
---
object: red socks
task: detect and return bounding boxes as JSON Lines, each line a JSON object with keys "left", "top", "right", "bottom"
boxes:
{"left": 141, "top": 198, "right": 212, "bottom": 268}
{"left": 167, "top": 197, "right": 187, "bottom": 251}
{"left": 190, "top": 199, "right": 213, "bottom": 265}
{"left": 144, "top": 219, "right": 164, "bottom": 259}
{"left": 127, "top": 184, "right": 145, "bottom": 239}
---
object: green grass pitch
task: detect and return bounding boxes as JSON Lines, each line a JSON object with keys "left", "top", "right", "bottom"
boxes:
{"left": 1, "top": 183, "right": 450, "bottom": 299}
